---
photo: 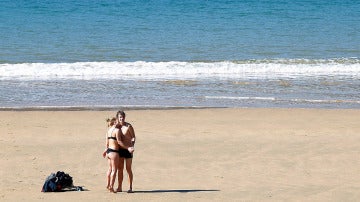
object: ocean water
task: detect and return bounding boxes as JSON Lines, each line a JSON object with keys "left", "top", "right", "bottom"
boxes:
{"left": 1, "top": 0, "right": 359, "bottom": 109}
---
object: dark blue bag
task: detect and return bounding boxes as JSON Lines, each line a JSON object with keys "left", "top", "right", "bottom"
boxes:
{"left": 41, "top": 171, "right": 73, "bottom": 192}
{"left": 41, "top": 173, "right": 58, "bottom": 192}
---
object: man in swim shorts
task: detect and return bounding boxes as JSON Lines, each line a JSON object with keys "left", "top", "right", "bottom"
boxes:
{"left": 115, "top": 110, "right": 136, "bottom": 193}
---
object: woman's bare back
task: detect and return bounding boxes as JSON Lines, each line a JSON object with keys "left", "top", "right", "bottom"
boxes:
{"left": 107, "top": 126, "right": 120, "bottom": 150}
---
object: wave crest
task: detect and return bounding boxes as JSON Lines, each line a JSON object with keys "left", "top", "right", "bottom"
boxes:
{"left": 1, "top": 59, "right": 359, "bottom": 80}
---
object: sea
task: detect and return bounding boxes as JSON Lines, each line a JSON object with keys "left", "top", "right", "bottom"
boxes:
{"left": 1, "top": 0, "right": 359, "bottom": 110}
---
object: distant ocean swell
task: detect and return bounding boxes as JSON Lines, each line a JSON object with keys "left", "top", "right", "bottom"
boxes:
{"left": 1, "top": 58, "right": 359, "bottom": 80}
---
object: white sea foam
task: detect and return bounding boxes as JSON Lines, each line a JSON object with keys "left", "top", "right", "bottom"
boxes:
{"left": 205, "top": 96, "right": 360, "bottom": 104}
{"left": 0, "top": 59, "right": 359, "bottom": 80}
{"left": 205, "top": 96, "right": 276, "bottom": 101}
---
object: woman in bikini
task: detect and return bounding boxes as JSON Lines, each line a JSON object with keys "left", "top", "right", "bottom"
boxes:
{"left": 102, "top": 117, "right": 120, "bottom": 193}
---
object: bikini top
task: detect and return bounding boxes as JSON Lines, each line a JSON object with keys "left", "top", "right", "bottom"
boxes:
{"left": 107, "top": 136, "right": 117, "bottom": 140}
{"left": 107, "top": 127, "right": 117, "bottom": 140}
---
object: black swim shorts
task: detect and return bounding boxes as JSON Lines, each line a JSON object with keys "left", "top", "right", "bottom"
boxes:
{"left": 118, "top": 148, "right": 133, "bottom": 159}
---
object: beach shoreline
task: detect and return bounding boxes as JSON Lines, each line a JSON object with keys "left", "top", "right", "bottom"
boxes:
{"left": 1, "top": 108, "right": 360, "bottom": 201}
{"left": 1, "top": 105, "right": 359, "bottom": 111}
{"left": 0, "top": 106, "right": 225, "bottom": 111}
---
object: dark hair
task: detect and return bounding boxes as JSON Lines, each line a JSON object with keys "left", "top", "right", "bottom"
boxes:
{"left": 116, "top": 110, "right": 126, "bottom": 118}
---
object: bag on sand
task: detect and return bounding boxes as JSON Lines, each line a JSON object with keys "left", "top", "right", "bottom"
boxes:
{"left": 41, "top": 171, "right": 73, "bottom": 192}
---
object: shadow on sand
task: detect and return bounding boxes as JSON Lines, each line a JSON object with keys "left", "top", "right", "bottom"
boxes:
{"left": 133, "top": 189, "right": 220, "bottom": 193}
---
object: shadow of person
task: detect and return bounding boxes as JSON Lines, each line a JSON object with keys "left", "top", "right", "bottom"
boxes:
{"left": 133, "top": 189, "right": 220, "bottom": 193}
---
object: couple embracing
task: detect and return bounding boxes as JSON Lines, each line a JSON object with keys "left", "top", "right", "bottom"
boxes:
{"left": 102, "top": 110, "right": 136, "bottom": 193}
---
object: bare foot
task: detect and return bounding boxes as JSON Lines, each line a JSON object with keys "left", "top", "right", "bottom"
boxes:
{"left": 116, "top": 188, "right": 122, "bottom": 192}
{"left": 109, "top": 188, "right": 116, "bottom": 193}
{"left": 127, "top": 189, "right": 134, "bottom": 193}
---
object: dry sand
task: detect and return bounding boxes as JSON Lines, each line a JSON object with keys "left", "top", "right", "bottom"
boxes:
{"left": 1, "top": 108, "right": 360, "bottom": 201}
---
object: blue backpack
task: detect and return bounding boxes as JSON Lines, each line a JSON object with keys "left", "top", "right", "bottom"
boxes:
{"left": 41, "top": 171, "right": 73, "bottom": 192}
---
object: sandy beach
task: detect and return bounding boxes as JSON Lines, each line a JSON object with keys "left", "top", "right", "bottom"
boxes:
{"left": 1, "top": 108, "right": 360, "bottom": 201}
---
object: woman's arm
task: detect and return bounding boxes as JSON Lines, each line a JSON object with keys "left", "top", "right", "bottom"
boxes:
{"left": 129, "top": 125, "right": 136, "bottom": 147}
{"left": 102, "top": 132, "right": 109, "bottom": 158}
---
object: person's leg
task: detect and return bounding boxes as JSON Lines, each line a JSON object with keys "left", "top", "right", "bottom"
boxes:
{"left": 106, "top": 158, "right": 111, "bottom": 189}
{"left": 109, "top": 153, "right": 118, "bottom": 193}
{"left": 125, "top": 158, "right": 133, "bottom": 193}
{"left": 116, "top": 157, "right": 125, "bottom": 192}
